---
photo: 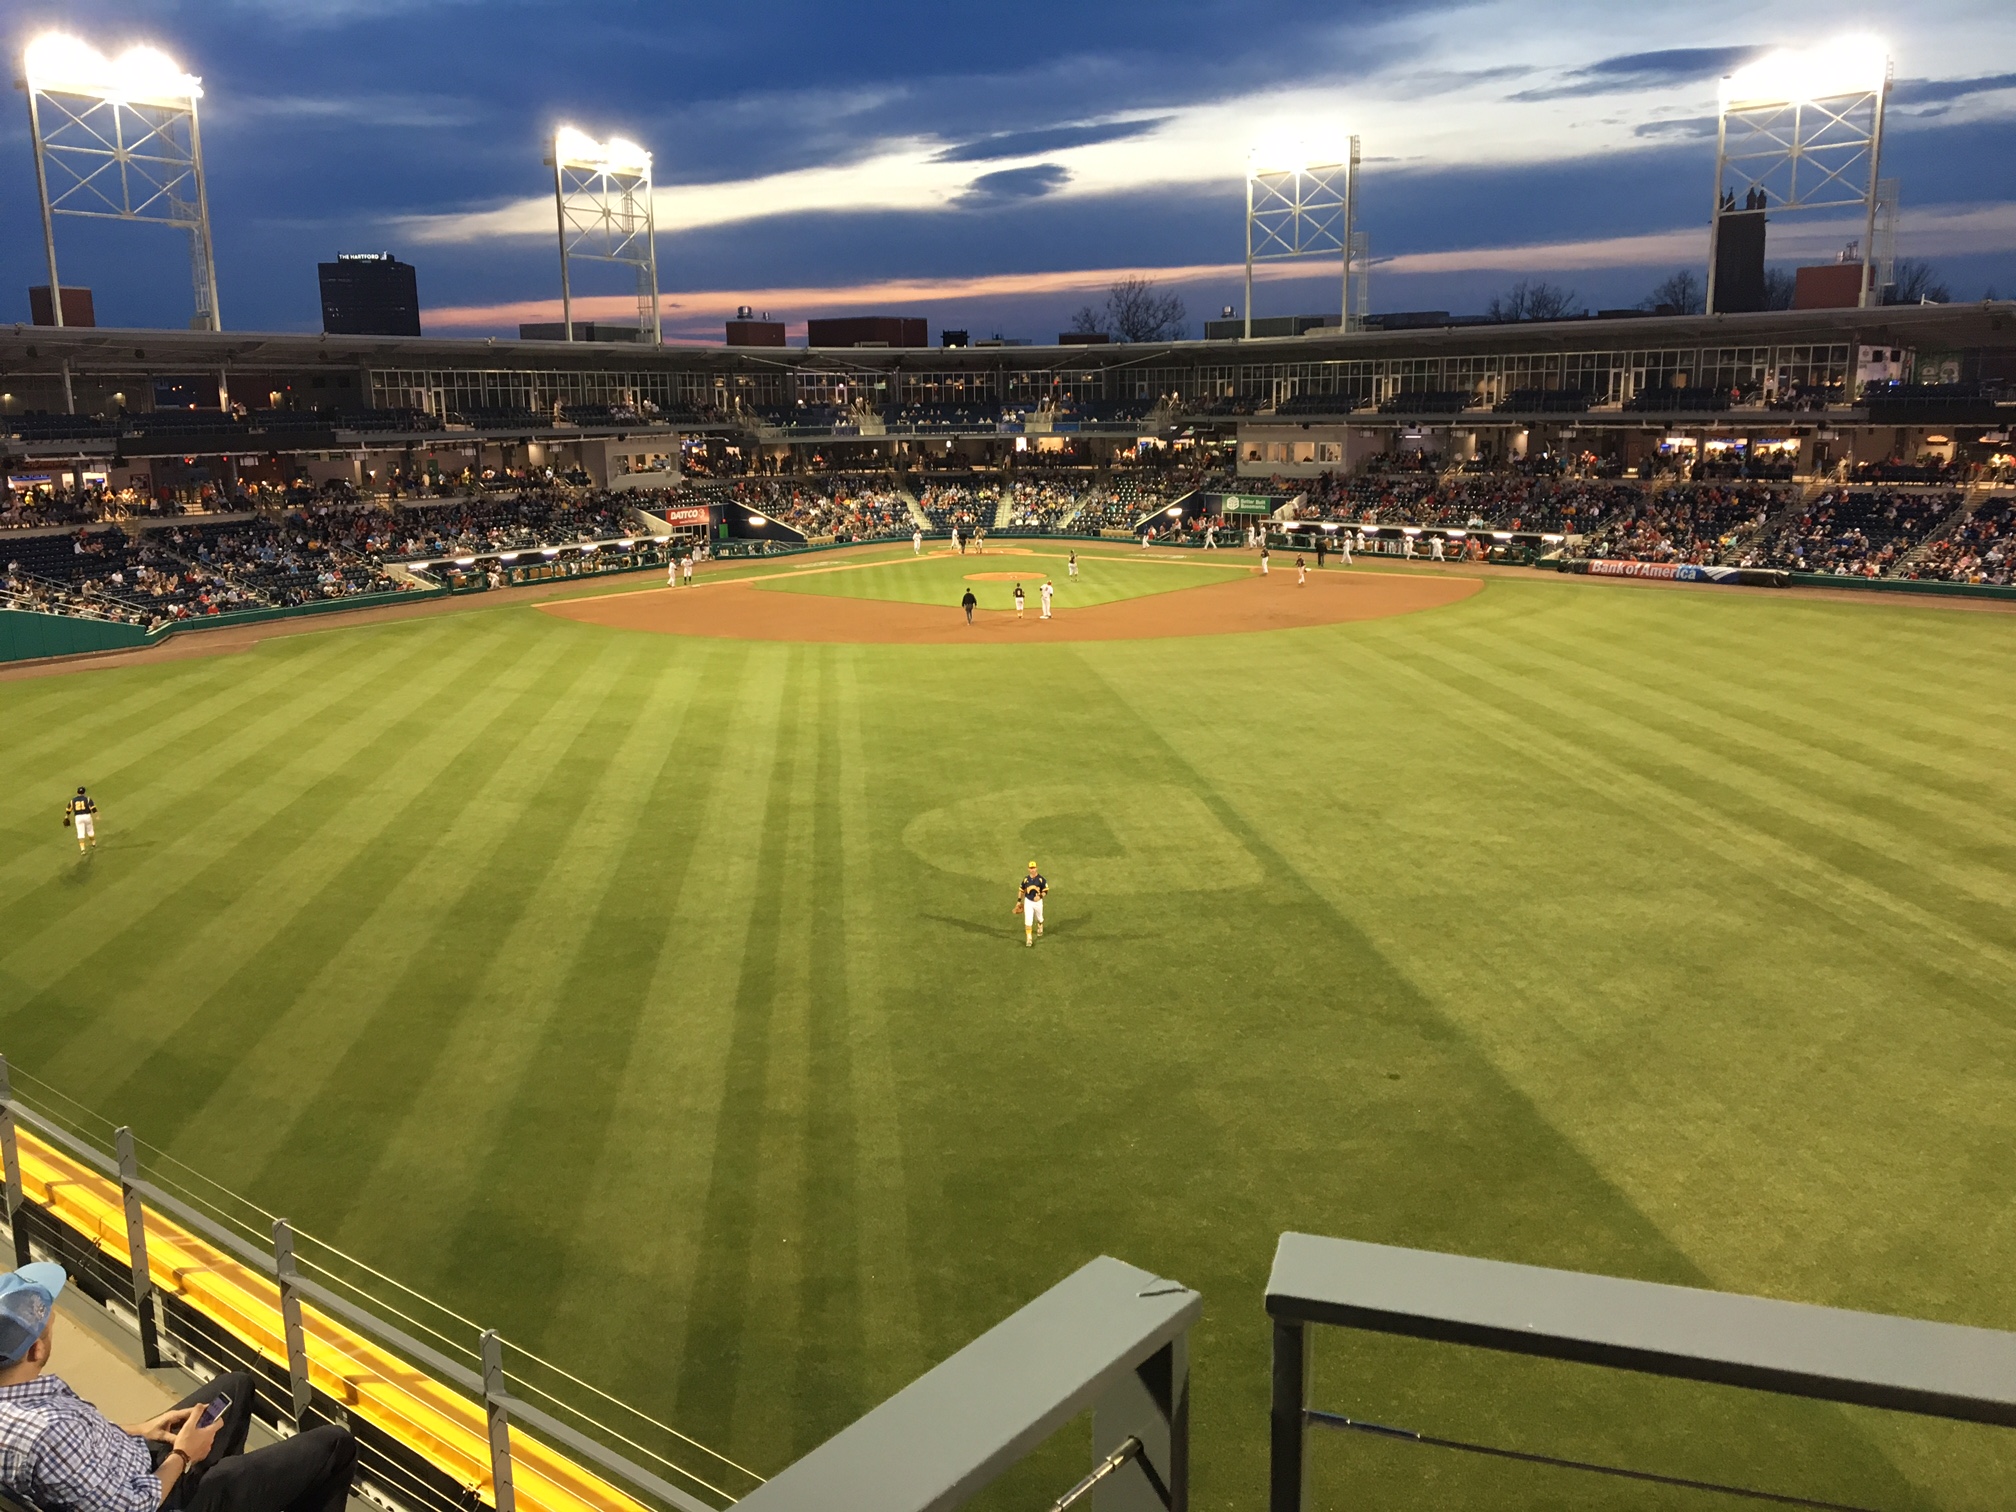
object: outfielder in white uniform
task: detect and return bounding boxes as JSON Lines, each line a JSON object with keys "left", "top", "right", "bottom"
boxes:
{"left": 683, "top": 554, "right": 694, "bottom": 585}
{"left": 65, "top": 787, "right": 97, "bottom": 852}
{"left": 913, "top": 528, "right": 923, "bottom": 555}
{"left": 1040, "top": 579, "right": 1054, "bottom": 619}
{"left": 1014, "top": 863, "right": 1047, "bottom": 946}
{"left": 667, "top": 558, "right": 680, "bottom": 587}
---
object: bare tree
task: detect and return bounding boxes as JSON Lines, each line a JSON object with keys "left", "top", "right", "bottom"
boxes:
{"left": 1068, "top": 304, "right": 1110, "bottom": 336}
{"left": 1885, "top": 258, "right": 1950, "bottom": 305}
{"left": 1637, "top": 269, "right": 1706, "bottom": 315}
{"left": 1488, "top": 279, "right": 1581, "bottom": 322}
{"left": 1762, "top": 268, "right": 1796, "bottom": 310}
{"left": 1103, "top": 277, "right": 1187, "bottom": 342}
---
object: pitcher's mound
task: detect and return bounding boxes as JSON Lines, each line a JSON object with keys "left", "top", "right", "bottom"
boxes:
{"left": 544, "top": 567, "right": 1479, "bottom": 644}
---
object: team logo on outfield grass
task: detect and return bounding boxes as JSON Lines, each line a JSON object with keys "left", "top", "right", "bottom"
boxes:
{"left": 903, "top": 784, "right": 1262, "bottom": 893}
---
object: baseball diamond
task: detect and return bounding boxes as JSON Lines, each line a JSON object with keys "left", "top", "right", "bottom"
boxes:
{"left": 4, "top": 542, "right": 2015, "bottom": 1507}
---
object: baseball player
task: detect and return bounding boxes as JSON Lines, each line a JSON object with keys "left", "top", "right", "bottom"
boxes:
{"left": 1013, "top": 862, "right": 1047, "bottom": 945}
{"left": 64, "top": 787, "right": 97, "bottom": 852}
{"left": 1040, "top": 578, "right": 1054, "bottom": 619}
{"left": 913, "top": 527, "right": 923, "bottom": 555}
{"left": 1260, "top": 544, "right": 1270, "bottom": 576}
{"left": 1430, "top": 534, "right": 1445, "bottom": 561}
{"left": 1013, "top": 584, "right": 1025, "bottom": 618}
{"left": 1296, "top": 554, "right": 1308, "bottom": 586}
{"left": 667, "top": 556, "right": 680, "bottom": 588}
{"left": 683, "top": 553, "right": 694, "bottom": 585}
{"left": 1341, "top": 532, "right": 1354, "bottom": 566}
{"left": 952, "top": 525, "right": 962, "bottom": 554}
{"left": 1067, "top": 551, "right": 1079, "bottom": 579}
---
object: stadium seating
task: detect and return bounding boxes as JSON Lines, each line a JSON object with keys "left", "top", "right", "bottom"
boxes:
{"left": 1746, "top": 489, "right": 1961, "bottom": 574}
{"left": 1897, "top": 498, "right": 2016, "bottom": 584}
{"left": 1378, "top": 389, "right": 1475, "bottom": 414}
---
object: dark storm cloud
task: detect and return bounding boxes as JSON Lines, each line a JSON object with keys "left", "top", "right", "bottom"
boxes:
{"left": 933, "top": 118, "right": 1173, "bottom": 163}
{"left": 1510, "top": 44, "right": 1773, "bottom": 101}
{"left": 1890, "top": 72, "right": 2016, "bottom": 109}
{"left": 955, "top": 163, "right": 1072, "bottom": 206}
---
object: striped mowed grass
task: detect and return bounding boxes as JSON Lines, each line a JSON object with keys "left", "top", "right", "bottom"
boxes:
{"left": 1, "top": 566, "right": 2013, "bottom": 1509}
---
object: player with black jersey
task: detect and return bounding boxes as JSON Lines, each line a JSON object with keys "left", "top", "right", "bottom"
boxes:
{"left": 1013, "top": 861, "right": 1047, "bottom": 946}
{"left": 64, "top": 787, "right": 98, "bottom": 853}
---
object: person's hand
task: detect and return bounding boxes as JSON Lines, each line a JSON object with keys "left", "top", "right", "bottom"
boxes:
{"left": 171, "top": 1407, "right": 224, "bottom": 1464}
{"left": 128, "top": 1407, "right": 194, "bottom": 1442}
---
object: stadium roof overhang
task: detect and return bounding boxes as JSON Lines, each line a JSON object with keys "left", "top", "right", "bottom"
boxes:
{"left": 3, "top": 302, "right": 2012, "bottom": 387}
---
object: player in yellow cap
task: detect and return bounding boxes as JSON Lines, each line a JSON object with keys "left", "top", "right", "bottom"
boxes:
{"left": 1013, "top": 861, "right": 1047, "bottom": 946}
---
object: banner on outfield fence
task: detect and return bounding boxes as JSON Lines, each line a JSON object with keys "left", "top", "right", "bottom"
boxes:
{"left": 1588, "top": 560, "right": 1737, "bottom": 583}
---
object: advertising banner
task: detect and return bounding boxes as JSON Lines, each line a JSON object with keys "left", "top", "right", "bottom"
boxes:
{"left": 1587, "top": 560, "right": 1741, "bottom": 584}
{"left": 658, "top": 505, "right": 711, "bottom": 527}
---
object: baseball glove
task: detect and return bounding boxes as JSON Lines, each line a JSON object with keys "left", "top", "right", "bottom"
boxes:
{"left": 62, "top": 815, "right": 71, "bottom": 827}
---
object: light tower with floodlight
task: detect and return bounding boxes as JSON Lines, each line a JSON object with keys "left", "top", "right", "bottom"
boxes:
{"left": 1243, "top": 136, "right": 1361, "bottom": 338}
{"left": 548, "top": 127, "right": 661, "bottom": 344}
{"left": 1708, "top": 37, "right": 1891, "bottom": 312}
{"left": 19, "top": 33, "right": 222, "bottom": 332}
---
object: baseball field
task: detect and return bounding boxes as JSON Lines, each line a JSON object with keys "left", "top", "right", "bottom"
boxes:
{"left": 1, "top": 542, "right": 2012, "bottom": 1508}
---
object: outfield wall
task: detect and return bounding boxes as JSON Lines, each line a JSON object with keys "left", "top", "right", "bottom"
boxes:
{"left": 0, "top": 586, "right": 446, "bottom": 666}
{"left": 0, "top": 610, "right": 156, "bottom": 662}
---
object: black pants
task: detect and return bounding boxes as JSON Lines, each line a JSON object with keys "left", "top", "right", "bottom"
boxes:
{"left": 158, "top": 1372, "right": 357, "bottom": 1512}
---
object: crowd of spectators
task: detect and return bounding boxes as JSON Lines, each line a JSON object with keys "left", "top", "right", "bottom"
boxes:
{"left": 1, "top": 488, "right": 659, "bottom": 629}
{"left": 917, "top": 481, "right": 1000, "bottom": 532}
{"left": 377, "top": 491, "right": 632, "bottom": 559}
{"left": 1743, "top": 490, "right": 1961, "bottom": 575}
{"left": 1581, "top": 485, "right": 1781, "bottom": 564}
{"left": 693, "top": 476, "right": 911, "bottom": 541}
{"left": 1895, "top": 498, "right": 2016, "bottom": 585}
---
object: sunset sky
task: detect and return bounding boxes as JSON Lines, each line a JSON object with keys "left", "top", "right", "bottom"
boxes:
{"left": 6, "top": 0, "right": 2015, "bottom": 341}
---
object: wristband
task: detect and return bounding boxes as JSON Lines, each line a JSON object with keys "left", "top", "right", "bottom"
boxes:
{"left": 164, "top": 1449, "right": 189, "bottom": 1476}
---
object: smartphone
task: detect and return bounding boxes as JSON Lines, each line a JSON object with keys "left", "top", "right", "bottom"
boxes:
{"left": 196, "top": 1395, "right": 230, "bottom": 1429}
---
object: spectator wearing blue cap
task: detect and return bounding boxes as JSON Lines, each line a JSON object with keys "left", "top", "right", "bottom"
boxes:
{"left": 0, "top": 1264, "right": 356, "bottom": 1512}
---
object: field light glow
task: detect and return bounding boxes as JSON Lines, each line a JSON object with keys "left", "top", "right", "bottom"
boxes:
{"left": 554, "top": 126, "right": 651, "bottom": 176}
{"left": 1247, "top": 134, "right": 1349, "bottom": 177}
{"left": 25, "top": 33, "right": 202, "bottom": 104}
{"left": 1721, "top": 36, "right": 1888, "bottom": 109}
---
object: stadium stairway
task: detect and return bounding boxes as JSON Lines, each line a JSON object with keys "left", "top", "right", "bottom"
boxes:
{"left": 990, "top": 492, "right": 1016, "bottom": 532}
{"left": 1895, "top": 483, "right": 1994, "bottom": 573}
{"left": 897, "top": 486, "right": 929, "bottom": 531}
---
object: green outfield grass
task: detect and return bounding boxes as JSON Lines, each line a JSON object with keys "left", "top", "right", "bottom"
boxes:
{"left": 753, "top": 548, "right": 1246, "bottom": 610}
{"left": 2, "top": 563, "right": 2014, "bottom": 1509}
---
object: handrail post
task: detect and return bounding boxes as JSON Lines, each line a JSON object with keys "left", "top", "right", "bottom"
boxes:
{"left": 1268, "top": 1318, "right": 1308, "bottom": 1512}
{"left": 272, "top": 1220, "right": 314, "bottom": 1426}
{"left": 113, "top": 1128, "right": 161, "bottom": 1368}
{"left": 0, "top": 1057, "right": 30, "bottom": 1268}
{"left": 1092, "top": 1328, "right": 1188, "bottom": 1512}
{"left": 481, "top": 1329, "right": 517, "bottom": 1512}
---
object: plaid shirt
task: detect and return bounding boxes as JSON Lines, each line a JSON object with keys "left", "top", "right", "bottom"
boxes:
{"left": 0, "top": 1375, "right": 159, "bottom": 1512}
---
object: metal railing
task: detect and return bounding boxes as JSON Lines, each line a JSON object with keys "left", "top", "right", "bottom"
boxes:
{"left": 737, "top": 1255, "right": 1198, "bottom": 1512}
{"left": 0, "top": 1058, "right": 757, "bottom": 1512}
{"left": 1266, "top": 1231, "right": 2016, "bottom": 1510}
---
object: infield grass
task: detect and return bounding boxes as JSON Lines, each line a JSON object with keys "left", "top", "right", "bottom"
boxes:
{"left": 1, "top": 562, "right": 2013, "bottom": 1509}
{"left": 753, "top": 547, "right": 1247, "bottom": 610}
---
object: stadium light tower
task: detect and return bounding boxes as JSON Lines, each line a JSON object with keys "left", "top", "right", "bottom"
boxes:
{"left": 20, "top": 33, "right": 222, "bottom": 332}
{"left": 1709, "top": 36, "right": 1891, "bottom": 312}
{"left": 1244, "top": 136, "right": 1362, "bottom": 338}
{"left": 548, "top": 126, "right": 661, "bottom": 344}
